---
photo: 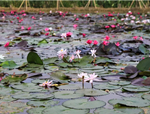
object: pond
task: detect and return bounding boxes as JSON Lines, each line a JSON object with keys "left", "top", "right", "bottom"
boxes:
{"left": 0, "top": 10, "right": 150, "bottom": 114}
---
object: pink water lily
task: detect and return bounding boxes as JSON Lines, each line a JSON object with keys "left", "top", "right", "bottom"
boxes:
{"left": 111, "top": 25, "right": 116, "bottom": 28}
{"left": 105, "top": 26, "right": 109, "bottom": 28}
{"left": 57, "top": 48, "right": 67, "bottom": 59}
{"left": 21, "top": 26, "right": 24, "bottom": 30}
{"left": 4, "top": 42, "right": 9, "bottom": 47}
{"left": 75, "top": 18, "right": 79, "bottom": 21}
{"left": 75, "top": 50, "right": 81, "bottom": 58}
{"left": 82, "top": 33, "right": 86, "bottom": 38}
{"left": 66, "top": 32, "right": 72, "bottom": 37}
{"left": 102, "top": 41, "right": 109, "bottom": 46}
{"left": 45, "top": 28, "right": 49, "bottom": 31}
{"left": 45, "top": 32, "right": 49, "bottom": 36}
{"left": 139, "top": 37, "right": 143, "bottom": 41}
{"left": 73, "top": 24, "right": 78, "bottom": 29}
{"left": 27, "top": 27, "right": 31, "bottom": 30}
{"left": 93, "top": 40, "right": 98, "bottom": 45}
{"left": 115, "top": 42, "right": 120, "bottom": 47}
{"left": 84, "top": 73, "right": 100, "bottom": 84}
{"left": 39, "top": 80, "right": 53, "bottom": 87}
{"left": 133, "top": 36, "right": 138, "bottom": 40}
{"left": 104, "top": 36, "right": 110, "bottom": 40}
{"left": 61, "top": 33, "right": 66, "bottom": 38}
{"left": 69, "top": 55, "right": 75, "bottom": 62}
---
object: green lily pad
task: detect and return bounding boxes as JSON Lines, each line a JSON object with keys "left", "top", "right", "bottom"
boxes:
{"left": 43, "top": 57, "right": 58, "bottom": 64}
{"left": 109, "top": 97, "right": 150, "bottom": 107}
{"left": 123, "top": 85, "right": 149, "bottom": 92}
{"left": 136, "top": 57, "right": 150, "bottom": 71}
{"left": 43, "top": 105, "right": 89, "bottom": 114}
{"left": 27, "top": 100, "right": 58, "bottom": 107}
{"left": 33, "top": 93, "right": 54, "bottom": 100}
{"left": 75, "top": 89, "right": 108, "bottom": 96}
{"left": 12, "top": 92, "right": 33, "bottom": 100}
{"left": 109, "top": 81, "right": 131, "bottom": 86}
{"left": 0, "top": 87, "right": 18, "bottom": 96}
{"left": 31, "top": 79, "right": 46, "bottom": 84}
{"left": 95, "top": 108, "right": 144, "bottom": 114}
{"left": 58, "top": 84, "right": 81, "bottom": 90}
{"left": 27, "top": 51, "right": 43, "bottom": 65}
{"left": 38, "top": 39, "right": 48, "bottom": 46}
{"left": 0, "top": 60, "right": 17, "bottom": 69}
{"left": 94, "top": 83, "right": 121, "bottom": 90}
{"left": 63, "top": 98, "right": 105, "bottom": 109}
{"left": 142, "top": 94, "right": 150, "bottom": 100}
{"left": 27, "top": 107, "right": 45, "bottom": 114}
{"left": 53, "top": 91, "right": 84, "bottom": 99}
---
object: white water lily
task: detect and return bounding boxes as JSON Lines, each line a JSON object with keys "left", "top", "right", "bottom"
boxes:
{"left": 90, "top": 49, "right": 96, "bottom": 58}
{"left": 39, "top": 18, "right": 42, "bottom": 20}
{"left": 69, "top": 54, "right": 75, "bottom": 62}
{"left": 0, "top": 55, "right": 5, "bottom": 59}
{"left": 49, "top": 27, "right": 52, "bottom": 31}
{"left": 57, "top": 48, "right": 67, "bottom": 59}
{"left": 84, "top": 73, "right": 100, "bottom": 83}
{"left": 61, "top": 33, "right": 66, "bottom": 38}
{"left": 78, "top": 72, "right": 89, "bottom": 79}
{"left": 39, "top": 80, "right": 53, "bottom": 87}
{"left": 75, "top": 50, "right": 81, "bottom": 58}
{"left": 50, "top": 10, "right": 52, "bottom": 13}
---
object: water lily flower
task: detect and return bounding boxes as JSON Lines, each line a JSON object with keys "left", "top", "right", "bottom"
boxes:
{"left": 45, "top": 28, "right": 49, "bottom": 31}
{"left": 69, "top": 55, "right": 75, "bottom": 62}
{"left": 74, "top": 14, "right": 76, "bottom": 17}
{"left": 61, "top": 33, "right": 66, "bottom": 38}
{"left": 32, "top": 16, "right": 36, "bottom": 19}
{"left": 133, "top": 36, "right": 138, "bottom": 40}
{"left": 0, "top": 55, "right": 5, "bottom": 59}
{"left": 139, "top": 37, "right": 143, "bottom": 41}
{"left": 105, "top": 26, "right": 109, "bottom": 28}
{"left": 49, "top": 27, "right": 52, "bottom": 31}
{"left": 45, "top": 32, "right": 49, "bottom": 36}
{"left": 57, "top": 48, "right": 67, "bottom": 59}
{"left": 22, "top": 13, "right": 26, "bottom": 16}
{"left": 75, "top": 18, "right": 79, "bottom": 21}
{"left": 75, "top": 50, "right": 81, "bottom": 58}
{"left": 2, "top": 16, "right": 5, "bottom": 21}
{"left": 102, "top": 41, "right": 109, "bottom": 46}
{"left": 27, "top": 27, "right": 31, "bottom": 30}
{"left": 39, "top": 80, "right": 53, "bottom": 87}
{"left": 4, "top": 42, "right": 9, "bottom": 47}
{"left": 111, "top": 25, "right": 116, "bottom": 28}
{"left": 93, "top": 40, "right": 98, "bottom": 45}
{"left": 115, "top": 42, "right": 120, "bottom": 47}
{"left": 17, "top": 17, "right": 19, "bottom": 20}
{"left": 49, "top": 10, "right": 52, "bottom": 13}
{"left": 91, "top": 49, "right": 96, "bottom": 58}
{"left": 104, "top": 36, "right": 110, "bottom": 40}
{"left": 131, "top": 20, "right": 134, "bottom": 23}
{"left": 73, "top": 24, "right": 78, "bottom": 29}
{"left": 21, "top": 26, "right": 24, "bottom": 30}
{"left": 126, "top": 13, "right": 129, "bottom": 17}
{"left": 66, "top": 32, "right": 72, "bottom": 37}
{"left": 84, "top": 73, "right": 99, "bottom": 83}
{"left": 39, "top": 18, "right": 42, "bottom": 20}
{"left": 82, "top": 33, "right": 86, "bottom": 38}
{"left": 86, "top": 39, "right": 92, "bottom": 44}
{"left": 78, "top": 72, "right": 89, "bottom": 79}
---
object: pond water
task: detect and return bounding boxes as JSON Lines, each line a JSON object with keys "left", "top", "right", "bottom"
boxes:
{"left": 0, "top": 10, "right": 150, "bottom": 114}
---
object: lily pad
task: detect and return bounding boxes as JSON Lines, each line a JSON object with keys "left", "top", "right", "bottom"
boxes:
{"left": 12, "top": 92, "right": 34, "bottom": 100}
{"left": 27, "top": 107, "right": 45, "bottom": 114}
{"left": 58, "top": 84, "right": 81, "bottom": 90}
{"left": 109, "top": 81, "right": 131, "bottom": 86}
{"left": 142, "top": 94, "right": 150, "bottom": 100}
{"left": 0, "top": 60, "right": 17, "bottom": 69}
{"left": 94, "top": 108, "right": 127, "bottom": 114}
{"left": 43, "top": 105, "right": 89, "bottom": 114}
{"left": 63, "top": 98, "right": 105, "bottom": 109}
{"left": 75, "top": 89, "right": 108, "bottom": 96}
{"left": 94, "top": 83, "right": 121, "bottom": 90}
{"left": 109, "top": 97, "right": 150, "bottom": 107}
{"left": 27, "top": 100, "right": 58, "bottom": 107}
{"left": 53, "top": 91, "right": 84, "bottom": 99}
{"left": 123, "top": 85, "right": 149, "bottom": 92}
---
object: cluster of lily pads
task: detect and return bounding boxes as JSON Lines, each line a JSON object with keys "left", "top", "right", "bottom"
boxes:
{"left": 0, "top": 9, "right": 150, "bottom": 114}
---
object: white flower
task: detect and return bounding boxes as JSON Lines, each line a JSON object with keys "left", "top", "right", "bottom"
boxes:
{"left": 132, "top": 16, "right": 135, "bottom": 20}
{"left": 39, "top": 18, "right": 42, "bottom": 20}
{"left": 49, "top": 27, "right": 52, "bottom": 31}
{"left": 61, "top": 33, "right": 66, "bottom": 38}
{"left": 0, "top": 55, "right": 5, "bottom": 59}
{"left": 87, "top": 13, "right": 90, "bottom": 16}
{"left": 121, "top": 18, "right": 124, "bottom": 21}
{"left": 91, "top": 49, "right": 96, "bottom": 58}
{"left": 131, "top": 20, "right": 134, "bottom": 23}
{"left": 75, "top": 50, "right": 81, "bottom": 58}
{"left": 84, "top": 73, "right": 100, "bottom": 83}
{"left": 50, "top": 10, "right": 52, "bottom": 13}
{"left": 57, "top": 48, "right": 67, "bottom": 59}
{"left": 39, "top": 80, "right": 53, "bottom": 87}
{"left": 78, "top": 72, "right": 89, "bottom": 79}
{"left": 126, "top": 13, "right": 129, "bottom": 17}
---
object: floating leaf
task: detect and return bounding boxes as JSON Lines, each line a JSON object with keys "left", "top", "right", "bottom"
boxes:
{"left": 27, "top": 107, "right": 45, "bottom": 114}
{"left": 27, "top": 51, "right": 43, "bottom": 65}
{"left": 124, "top": 66, "right": 138, "bottom": 74}
{"left": 43, "top": 105, "right": 89, "bottom": 114}
{"left": 63, "top": 98, "right": 105, "bottom": 109}
{"left": 142, "top": 94, "right": 150, "bottom": 100}
{"left": 137, "top": 57, "right": 150, "bottom": 71}
{"left": 75, "top": 89, "right": 108, "bottom": 96}
{"left": 139, "top": 44, "right": 147, "bottom": 54}
{"left": 109, "top": 81, "right": 131, "bottom": 86}
{"left": 0, "top": 60, "right": 17, "bottom": 69}
{"left": 53, "top": 91, "right": 83, "bottom": 99}
{"left": 58, "top": 84, "right": 81, "bottom": 90}
{"left": 123, "top": 85, "right": 149, "bottom": 92}
{"left": 94, "top": 108, "right": 127, "bottom": 114}
{"left": 94, "top": 83, "right": 121, "bottom": 90}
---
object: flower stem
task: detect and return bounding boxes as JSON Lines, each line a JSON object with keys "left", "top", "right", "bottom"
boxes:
{"left": 82, "top": 76, "right": 84, "bottom": 89}
{"left": 91, "top": 83, "right": 93, "bottom": 89}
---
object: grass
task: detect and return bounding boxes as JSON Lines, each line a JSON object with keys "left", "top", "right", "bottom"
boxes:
{"left": 0, "top": 6, "right": 150, "bottom": 14}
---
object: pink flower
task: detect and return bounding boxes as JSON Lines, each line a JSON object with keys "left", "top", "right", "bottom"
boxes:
{"left": 105, "top": 26, "right": 109, "bottom": 28}
{"left": 93, "top": 40, "right": 98, "bottom": 45}
{"left": 86, "top": 39, "right": 92, "bottom": 44}
{"left": 137, "top": 12, "right": 140, "bottom": 15}
{"left": 133, "top": 36, "right": 138, "bottom": 40}
{"left": 32, "top": 16, "right": 36, "bottom": 19}
{"left": 20, "top": 19, "right": 23, "bottom": 21}
{"left": 22, "top": 13, "right": 26, "bottom": 16}
{"left": 142, "top": 57, "right": 145, "bottom": 59}
{"left": 139, "top": 37, "right": 143, "bottom": 41}
{"left": 102, "top": 41, "right": 109, "bottom": 46}
{"left": 17, "top": 17, "right": 19, "bottom": 20}
{"left": 111, "top": 25, "right": 116, "bottom": 28}
{"left": 27, "top": 27, "right": 31, "bottom": 31}
{"left": 66, "top": 32, "right": 72, "bottom": 37}
{"left": 82, "top": 33, "right": 86, "bottom": 38}
{"left": 4, "top": 42, "right": 9, "bottom": 47}
{"left": 69, "top": 55, "right": 75, "bottom": 62}
{"left": 21, "top": 26, "right": 24, "bottom": 30}
{"left": 74, "top": 14, "right": 76, "bottom": 17}
{"left": 18, "top": 20, "right": 21, "bottom": 23}
{"left": 73, "top": 24, "right": 78, "bottom": 29}
{"left": 115, "top": 42, "right": 120, "bottom": 47}
{"left": 45, "top": 28, "right": 49, "bottom": 32}
{"left": 45, "top": 32, "right": 49, "bottom": 36}
{"left": 75, "top": 18, "right": 79, "bottom": 21}
{"left": 104, "top": 36, "right": 110, "bottom": 40}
